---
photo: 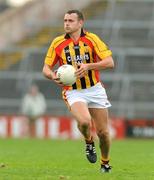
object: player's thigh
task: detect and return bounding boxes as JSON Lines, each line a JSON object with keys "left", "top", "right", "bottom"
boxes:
{"left": 70, "top": 102, "right": 91, "bottom": 123}
{"left": 89, "top": 108, "right": 109, "bottom": 132}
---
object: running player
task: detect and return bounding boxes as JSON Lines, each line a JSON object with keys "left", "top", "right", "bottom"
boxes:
{"left": 42, "top": 9, "right": 114, "bottom": 173}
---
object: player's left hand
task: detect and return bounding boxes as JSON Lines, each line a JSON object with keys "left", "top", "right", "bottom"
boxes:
{"left": 75, "top": 63, "right": 89, "bottom": 78}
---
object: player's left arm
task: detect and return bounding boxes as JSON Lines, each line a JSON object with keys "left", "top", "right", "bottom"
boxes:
{"left": 75, "top": 33, "right": 114, "bottom": 78}
{"left": 75, "top": 56, "right": 114, "bottom": 78}
{"left": 87, "top": 55, "right": 114, "bottom": 70}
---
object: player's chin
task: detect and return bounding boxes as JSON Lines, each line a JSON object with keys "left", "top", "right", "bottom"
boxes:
{"left": 64, "top": 29, "right": 72, "bottom": 33}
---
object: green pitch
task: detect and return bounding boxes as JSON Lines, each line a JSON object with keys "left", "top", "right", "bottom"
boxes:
{"left": 0, "top": 139, "right": 154, "bottom": 180}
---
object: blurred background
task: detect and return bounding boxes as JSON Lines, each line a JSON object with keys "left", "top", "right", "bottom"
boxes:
{"left": 0, "top": 0, "right": 154, "bottom": 139}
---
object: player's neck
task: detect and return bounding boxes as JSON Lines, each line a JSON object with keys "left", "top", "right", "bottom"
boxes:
{"left": 69, "top": 29, "right": 81, "bottom": 42}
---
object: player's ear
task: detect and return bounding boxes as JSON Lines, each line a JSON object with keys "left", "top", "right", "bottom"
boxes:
{"left": 79, "top": 20, "right": 84, "bottom": 27}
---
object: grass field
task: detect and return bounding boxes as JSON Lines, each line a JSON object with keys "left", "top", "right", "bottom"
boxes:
{"left": 0, "top": 138, "right": 154, "bottom": 180}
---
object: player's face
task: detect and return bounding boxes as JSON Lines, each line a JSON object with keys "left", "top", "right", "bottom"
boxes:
{"left": 64, "top": 13, "right": 83, "bottom": 34}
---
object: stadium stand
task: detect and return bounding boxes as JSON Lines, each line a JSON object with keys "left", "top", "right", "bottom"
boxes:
{"left": 0, "top": 51, "right": 22, "bottom": 70}
{"left": 0, "top": 0, "right": 154, "bottom": 119}
{"left": 0, "top": 0, "right": 10, "bottom": 13}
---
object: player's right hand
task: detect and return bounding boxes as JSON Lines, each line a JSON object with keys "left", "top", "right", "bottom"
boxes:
{"left": 51, "top": 71, "right": 64, "bottom": 86}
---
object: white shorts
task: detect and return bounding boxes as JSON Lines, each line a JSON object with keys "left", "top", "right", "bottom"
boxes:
{"left": 64, "top": 82, "right": 111, "bottom": 109}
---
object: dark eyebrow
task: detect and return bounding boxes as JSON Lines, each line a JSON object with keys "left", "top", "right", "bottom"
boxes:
{"left": 64, "top": 18, "right": 74, "bottom": 21}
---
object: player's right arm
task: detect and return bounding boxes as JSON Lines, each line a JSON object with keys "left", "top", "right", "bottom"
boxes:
{"left": 42, "top": 63, "right": 55, "bottom": 80}
{"left": 42, "top": 36, "right": 65, "bottom": 86}
{"left": 42, "top": 64, "right": 63, "bottom": 86}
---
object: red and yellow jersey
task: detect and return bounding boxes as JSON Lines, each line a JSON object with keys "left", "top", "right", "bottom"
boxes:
{"left": 44, "top": 29, "right": 112, "bottom": 90}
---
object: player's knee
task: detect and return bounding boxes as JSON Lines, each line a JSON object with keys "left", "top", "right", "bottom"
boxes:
{"left": 77, "top": 114, "right": 91, "bottom": 130}
{"left": 80, "top": 121, "right": 90, "bottom": 129}
{"left": 97, "top": 129, "right": 110, "bottom": 139}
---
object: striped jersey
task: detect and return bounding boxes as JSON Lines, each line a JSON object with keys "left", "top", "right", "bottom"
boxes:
{"left": 44, "top": 29, "right": 112, "bottom": 90}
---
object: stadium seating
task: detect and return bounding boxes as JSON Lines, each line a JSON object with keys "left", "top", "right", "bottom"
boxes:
{"left": 0, "top": 52, "right": 22, "bottom": 70}
{"left": 0, "top": 1, "right": 10, "bottom": 13}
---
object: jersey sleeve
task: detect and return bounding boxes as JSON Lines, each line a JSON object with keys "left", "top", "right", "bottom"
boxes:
{"left": 91, "top": 33, "right": 112, "bottom": 60}
{"left": 44, "top": 40, "right": 58, "bottom": 67}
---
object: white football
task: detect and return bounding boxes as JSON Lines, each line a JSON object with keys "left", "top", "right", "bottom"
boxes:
{"left": 56, "top": 64, "right": 76, "bottom": 85}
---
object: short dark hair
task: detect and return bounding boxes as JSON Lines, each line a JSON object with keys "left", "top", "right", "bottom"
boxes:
{"left": 66, "top": 10, "right": 84, "bottom": 20}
